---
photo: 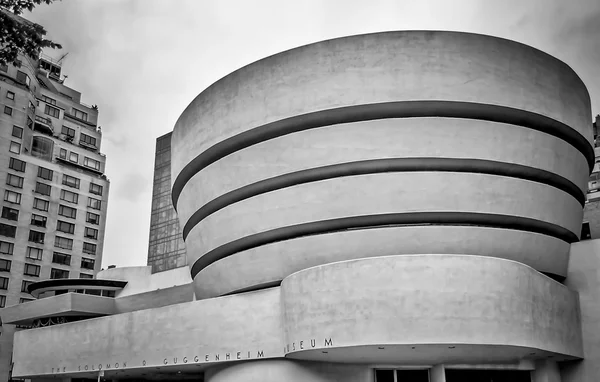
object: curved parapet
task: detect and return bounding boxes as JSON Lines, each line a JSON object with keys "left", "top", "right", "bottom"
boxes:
{"left": 170, "top": 31, "right": 592, "bottom": 298}
{"left": 280, "top": 255, "right": 583, "bottom": 363}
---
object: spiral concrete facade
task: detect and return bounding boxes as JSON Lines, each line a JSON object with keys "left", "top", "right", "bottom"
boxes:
{"left": 6, "top": 31, "right": 599, "bottom": 382}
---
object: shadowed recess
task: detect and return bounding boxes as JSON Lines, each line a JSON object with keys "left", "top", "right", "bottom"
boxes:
{"left": 181, "top": 158, "right": 585, "bottom": 239}
{"left": 189, "top": 212, "right": 579, "bottom": 278}
{"left": 172, "top": 100, "right": 594, "bottom": 208}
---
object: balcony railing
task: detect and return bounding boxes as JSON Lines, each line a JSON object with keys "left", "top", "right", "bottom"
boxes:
{"left": 33, "top": 115, "right": 54, "bottom": 135}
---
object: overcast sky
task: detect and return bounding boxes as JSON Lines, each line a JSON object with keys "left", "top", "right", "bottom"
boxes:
{"left": 24, "top": 0, "right": 600, "bottom": 269}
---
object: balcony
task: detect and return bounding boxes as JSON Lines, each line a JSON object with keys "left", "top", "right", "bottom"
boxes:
{"left": 34, "top": 115, "right": 54, "bottom": 135}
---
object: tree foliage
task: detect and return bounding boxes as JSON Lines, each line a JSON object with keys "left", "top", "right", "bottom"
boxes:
{"left": 0, "top": 0, "right": 61, "bottom": 67}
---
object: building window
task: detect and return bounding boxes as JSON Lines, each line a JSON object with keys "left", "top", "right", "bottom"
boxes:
{"left": 375, "top": 370, "right": 430, "bottom": 382}
{"left": 60, "top": 189, "right": 79, "bottom": 204}
{"left": 0, "top": 241, "right": 14, "bottom": 255}
{"left": 1, "top": 206, "right": 19, "bottom": 221}
{"left": 12, "top": 125, "right": 23, "bottom": 139}
{"left": 52, "top": 252, "right": 71, "bottom": 266}
{"left": 50, "top": 268, "right": 69, "bottom": 279}
{"left": 62, "top": 174, "right": 80, "bottom": 189}
{"left": 30, "top": 214, "right": 47, "bottom": 227}
{"left": 31, "top": 136, "right": 54, "bottom": 161}
{"left": 72, "top": 108, "right": 88, "bottom": 121}
{"left": 27, "top": 116, "right": 33, "bottom": 129}
{"left": 80, "top": 133, "right": 97, "bottom": 147}
{"left": 57, "top": 220, "right": 75, "bottom": 234}
{"left": 86, "top": 212, "right": 100, "bottom": 225}
{"left": 80, "top": 273, "right": 93, "bottom": 279}
{"left": 84, "top": 227, "right": 98, "bottom": 240}
{"left": 4, "top": 105, "right": 12, "bottom": 115}
{"left": 33, "top": 198, "right": 49, "bottom": 212}
{"left": 54, "top": 236, "right": 73, "bottom": 250}
{"left": 26, "top": 246, "right": 43, "bottom": 260}
{"left": 24, "top": 263, "right": 40, "bottom": 277}
{"left": 89, "top": 183, "right": 103, "bottom": 196}
{"left": 21, "top": 280, "right": 34, "bottom": 292}
{"left": 16, "top": 71, "right": 30, "bottom": 87}
{"left": 69, "top": 152, "right": 79, "bottom": 163}
{"left": 0, "top": 64, "right": 7, "bottom": 72}
{"left": 9, "top": 157, "right": 26, "bottom": 172}
{"left": 0, "top": 259, "right": 12, "bottom": 272}
{"left": 28, "top": 100, "right": 35, "bottom": 113}
{"left": 42, "top": 95, "right": 57, "bottom": 105}
{"left": 6, "top": 173, "right": 24, "bottom": 188}
{"left": 35, "top": 182, "right": 51, "bottom": 196}
{"left": 0, "top": 223, "right": 17, "bottom": 238}
{"left": 0, "top": 295, "right": 5, "bottom": 308}
{"left": 0, "top": 276, "right": 8, "bottom": 290}
{"left": 59, "top": 148, "right": 67, "bottom": 159}
{"left": 9, "top": 141, "right": 20, "bottom": 154}
{"left": 28, "top": 230, "right": 45, "bottom": 244}
{"left": 582, "top": 222, "right": 592, "bottom": 240}
{"left": 83, "top": 242, "right": 96, "bottom": 255}
{"left": 61, "top": 125, "right": 75, "bottom": 138}
{"left": 44, "top": 104, "right": 60, "bottom": 118}
{"left": 37, "top": 166, "right": 53, "bottom": 180}
{"left": 81, "top": 257, "right": 95, "bottom": 270}
{"left": 6, "top": 91, "right": 15, "bottom": 100}
{"left": 87, "top": 197, "right": 101, "bottom": 210}
{"left": 19, "top": 298, "right": 34, "bottom": 304}
{"left": 58, "top": 205, "right": 77, "bottom": 219}
{"left": 4, "top": 190, "right": 21, "bottom": 204}
{"left": 83, "top": 157, "right": 100, "bottom": 171}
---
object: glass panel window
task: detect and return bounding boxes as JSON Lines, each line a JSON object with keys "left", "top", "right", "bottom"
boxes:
{"left": 37, "top": 166, "right": 53, "bottom": 180}
{"left": 58, "top": 205, "right": 77, "bottom": 219}
{"left": 50, "top": 268, "right": 69, "bottom": 279}
{"left": 0, "top": 259, "right": 12, "bottom": 271}
{"left": 6, "top": 173, "right": 24, "bottom": 188}
{"left": 0, "top": 241, "right": 14, "bottom": 255}
{"left": 69, "top": 152, "right": 79, "bottom": 163}
{"left": 28, "top": 230, "right": 45, "bottom": 244}
{"left": 33, "top": 198, "right": 49, "bottom": 212}
{"left": 87, "top": 197, "right": 101, "bottom": 210}
{"left": 9, "top": 141, "right": 20, "bottom": 154}
{"left": 44, "top": 104, "right": 60, "bottom": 118}
{"left": 26, "top": 247, "right": 43, "bottom": 260}
{"left": 24, "top": 263, "right": 40, "bottom": 277}
{"left": 0, "top": 295, "right": 5, "bottom": 308}
{"left": 20, "top": 298, "right": 34, "bottom": 304}
{"left": 0, "top": 223, "right": 17, "bottom": 238}
{"left": 9, "top": 157, "right": 26, "bottom": 172}
{"left": 80, "top": 133, "right": 96, "bottom": 147}
{"left": 4, "top": 190, "right": 21, "bottom": 204}
{"left": 12, "top": 125, "right": 23, "bottom": 138}
{"left": 84, "top": 227, "right": 98, "bottom": 240}
{"left": 6, "top": 91, "right": 14, "bottom": 100}
{"left": 52, "top": 252, "right": 71, "bottom": 266}
{"left": 89, "top": 183, "right": 103, "bottom": 195}
{"left": 57, "top": 220, "right": 75, "bottom": 234}
{"left": 35, "top": 182, "right": 51, "bottom": 196}
{"left": 60, "top": 189, "right": 79, "bottom": 204}
{"left": 4, "top": 105, "right": 12, "bottom": 115}
{"left": 1, "top": 206, "right": 19, "bottom": 221}
{"left": 42, "top": 95, "right": 56, "bottom": 105}
{"left": 0, "top": 276, "right": 8, "bottom": 290}
{"left": 62, "top": 174, "right": 80, "bottom": 189}
{"left": 81, "top": 257, "right": 95, "bottom": 270}
{"left": 59, "top": 148, "right": 67, "bottom": 159}
{"left": 73, "top": 108, "right": 88, "bottom": 121}
{"left": 83, "top": 157, "right": 100, "bottom": 170}
{"left": 61, "top": 126, "right": 75, "bottom": 138}
{"left": 80, "top": 273, "right": 93, "bottom": 279}
{"left": 21, "top": 280, "right": 34, "bottom": 292}
{"left": 82, "top": 242, "right": 96, "bottom": 255}
{"left": 54, "top": 236, "right": 73, "bottom": 250}
{"left": 86, "top": 212, "right": 99, "bottom": 225}
{"left": 30, "top": 214, "right": 47, "bottom": 227}
{"left": 31, "top": 136, "right": 54, "bottom": 161}
{"left": 27, "top": 116, "right": 33, "bottom": 129}
{"left": 16, "top": 71, "right": 30, "bottom": 87}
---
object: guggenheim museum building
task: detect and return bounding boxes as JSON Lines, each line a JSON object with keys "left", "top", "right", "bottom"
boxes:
{"left": 4, "top": 31, "right": 600, "bottom": 382}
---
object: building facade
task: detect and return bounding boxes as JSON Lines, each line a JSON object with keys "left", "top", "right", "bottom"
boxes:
{"left": 3, "top": 31, "right": 600, "bottom": 382}
{"left": 0, "top": 50, "right": 109, "bottom": 380}
{"left": 147, "top": 132, "right": 186, "bottom": 273}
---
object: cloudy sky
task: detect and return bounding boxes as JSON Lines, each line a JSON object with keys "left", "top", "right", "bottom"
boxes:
{"left": 24, "top": 0, "right": 600, "bottom": 269}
